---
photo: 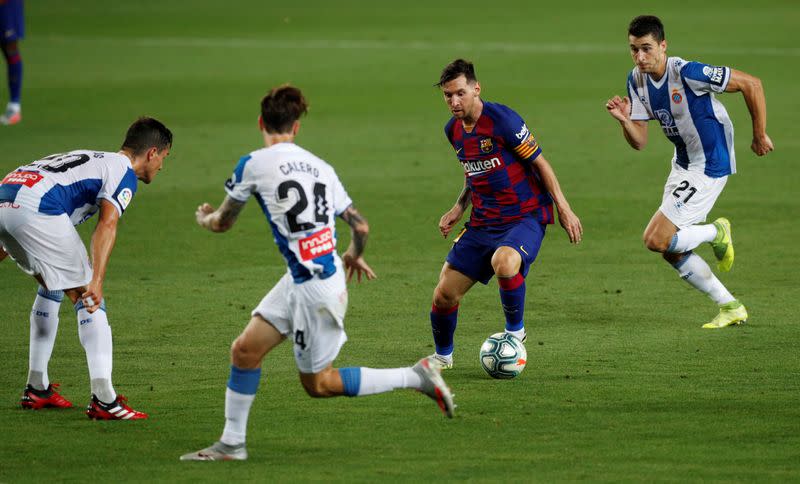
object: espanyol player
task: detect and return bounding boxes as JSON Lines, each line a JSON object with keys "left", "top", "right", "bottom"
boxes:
{"left": 0, "top": 117, "right": 172, "bottom": 418}
{"left": 182, "top": 85, "right": 453, "bottom": 462}
{"left": 605, "top": 15, "right": 774, "bottom": 329}
{"left": 429, "top": 59, "right": 583, "bottom": 369}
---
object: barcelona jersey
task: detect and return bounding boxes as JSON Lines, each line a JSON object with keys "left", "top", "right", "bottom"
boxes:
{"left": 445, "top": 101, "right": 553, "bottom": 227}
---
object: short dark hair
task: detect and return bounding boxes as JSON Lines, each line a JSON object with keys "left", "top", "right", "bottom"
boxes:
{"left": 435, "top": 58, "right": 477, "bottom": 87}
{"left": 628, "top": 15, "right": 665, "bottom": 43}
{"left": 121, "top": 117, "right": 173, "bottom": 155}
{"left": 260, "top": 85, "right": 309, "bottom": 134}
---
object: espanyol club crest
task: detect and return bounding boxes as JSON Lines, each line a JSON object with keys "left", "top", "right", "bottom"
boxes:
{"left": 479, "top": 138, "right": 493, "bottom": 153}
{"left": 671, "top": 89, "right": 683, "bottom": 104}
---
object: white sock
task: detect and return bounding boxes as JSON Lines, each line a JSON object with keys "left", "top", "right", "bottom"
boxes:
{"left": 673, "top": 253, "right": 735, "bottom": 305}
{"left": 356, "top": 367, "right": 423, "bottom": 396}
{"left": 434, "top": 352, "right": 453, "bottom": 363}
{"left": 28, "top": 289, "right": 63, "bottom": 390}
{"left": 668, "top": 224, "right": 718, "bottom": 253}
{"left": 221, "top": 388, "right": 256, "bottom": 446}
{"left": 76, "top": 301, "right": 116, "bottom": 403}
{"left": 505, "top": 328, "right": 526, "bottom": 341}
{"left": 7, "top": 101, "right": 20, "bottom": 112}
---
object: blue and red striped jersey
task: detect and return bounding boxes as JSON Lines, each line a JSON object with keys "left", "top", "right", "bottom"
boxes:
{"left": 444, "top": 101, "right": 553, "bottom": 227}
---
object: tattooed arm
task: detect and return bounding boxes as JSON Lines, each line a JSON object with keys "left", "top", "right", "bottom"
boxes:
{"left": 340, "top": 205, "right": 376, "bottom": 282}
{"left": 195, "top": 196, "right": 247, "bottom": 233}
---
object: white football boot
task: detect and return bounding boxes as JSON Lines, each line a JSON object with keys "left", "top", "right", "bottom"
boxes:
{"left": 412, "top": 356, "right": 455, "bottom": 418}
{"left": 180, "top": 441, "right": 248, "bottom": 461}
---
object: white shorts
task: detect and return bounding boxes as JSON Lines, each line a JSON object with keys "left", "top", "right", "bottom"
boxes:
{"left": 0, "top": 205, "right": 92, "bottom": 290}
{"left": 658, "top": 165, "right": 727, "bottom": 229}
{"left": 253, "top": 271, "right": 349, "bottom": 374}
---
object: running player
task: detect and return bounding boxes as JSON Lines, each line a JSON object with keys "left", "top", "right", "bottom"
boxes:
{"left": 181, "top": 85, "right": 454, "bottom": 462}
{"left": 0, "top": 117, "right": 172, "bottom": 418}
{"left": 429, "top": 59, "right": 583, "bottom": 369}
{"left": 0, "top": 0, "right": 24, "bottom": 125}
{"left": 605, "top": 15, "right": 773, "bottom": 328}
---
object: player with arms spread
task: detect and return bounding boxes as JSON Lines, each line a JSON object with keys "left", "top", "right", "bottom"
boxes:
{"left": 429, "top": 59, "right": 582, "bottom": 369}
{"left": 0, "top": 117, "right": 172, "bottom": 418}
{"left": 182, "top": 85, "right": 454, "bottom": 462}
{"left": 605, "top": 15, "right": 773, "bottom": 328}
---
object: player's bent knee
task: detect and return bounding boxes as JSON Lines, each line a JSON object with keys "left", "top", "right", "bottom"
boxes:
{"left": 432, "top": 286, "right": 460, "bottom": 309}
{"left": 491, "top": 248, "right": 522, "bottom": 276}
{"left": 643, "top": 234, "right": 669, "bottom": 253}
{"left": 62, "top": 288, "right": 84, "bottom": 305}
{"left": 300, "top": 375, "right": 338, "bottom": 398}
{"left": 230, "top": 336, "right": 263, "bottom": 367}
{"left": 301, "top": 380, "right": 328, "bottom": 398}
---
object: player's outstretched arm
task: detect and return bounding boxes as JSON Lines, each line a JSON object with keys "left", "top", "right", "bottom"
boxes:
{"left": 531, "top": 155, "right": 583, "bottom": 244}
{"left": 196, "top": 196, "right": 246, "bottom": 233}
{"left": 82, "top": 200, "right": 120, "bottom": 313}
{"left": 340, "top": 205, "right": 376, "bottom": 283}
{"left": 605, "top": 95, "right": 649, "bottom": 150}
{"left": 725, "top": 69, "right": 774, "bottom": 156}
{"left": 439, "top": 179, "right": 470, "bottom": 238}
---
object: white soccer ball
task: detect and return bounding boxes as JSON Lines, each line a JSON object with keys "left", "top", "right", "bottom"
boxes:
{"left": 479, "top": 332, "right": 527, "bottom": 379}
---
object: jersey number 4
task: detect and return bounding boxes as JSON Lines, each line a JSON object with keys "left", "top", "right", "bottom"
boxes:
{"left": 277, "top": 180, "right": 329, "bottom": 233}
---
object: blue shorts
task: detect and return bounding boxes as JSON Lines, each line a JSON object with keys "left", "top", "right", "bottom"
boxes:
{"left": 445, "top": 216, "right": 547, "bottom": 285}
{"left": 0, "top": 0, "right": 24, "bottom": 42}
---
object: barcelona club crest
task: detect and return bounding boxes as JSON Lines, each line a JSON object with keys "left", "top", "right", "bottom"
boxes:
{"left": 479, "top": 138, "right": 493, "bottom": 153}
{"left": 671, "top": 89, "right": 683, "bottom": 104}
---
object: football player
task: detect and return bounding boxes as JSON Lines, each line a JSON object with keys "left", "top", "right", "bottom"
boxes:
{"left": 429, "top": 59, "right": 583, "bottom": 369}
{"left": 0, "top": 117, "right": 172, "bottom": 418}
{"left": 182, "top": 85, "right": 453, "bottom": 462}
{"left": 605, "top": 15, "right": 773, "bottom": 328}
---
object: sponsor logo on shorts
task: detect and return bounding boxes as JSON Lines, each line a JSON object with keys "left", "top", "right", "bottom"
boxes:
{"left": 1, "top": 171, "right": 44, "bottom": 187}
{"left": 461, "top": 157, "right": 502, "bottom": 177}
{"left": 116, "top": 188, "right": 133, "bottom": 210}
{"left": 299, "top": 227, "right": 335, "bottom": 261}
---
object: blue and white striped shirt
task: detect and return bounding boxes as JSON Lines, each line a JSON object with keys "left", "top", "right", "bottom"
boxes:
{"left": 628, "top": 56, "right": 735, "bottom": 178}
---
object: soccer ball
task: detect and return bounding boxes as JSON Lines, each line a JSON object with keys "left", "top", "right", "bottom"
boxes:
{"left": 479, "top": 332, "right": 527, "bottom": 379}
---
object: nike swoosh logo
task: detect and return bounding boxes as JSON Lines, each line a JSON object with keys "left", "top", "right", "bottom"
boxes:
{"left": 455, "top": 147, "right": 462, "bottom": 154}
{"left": 519, "top": 245, "right": 528, "bottom": 256}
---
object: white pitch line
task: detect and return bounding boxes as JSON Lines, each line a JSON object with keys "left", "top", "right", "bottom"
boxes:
{"left": 40, "top": 35, "right": 800, "bottom": 58}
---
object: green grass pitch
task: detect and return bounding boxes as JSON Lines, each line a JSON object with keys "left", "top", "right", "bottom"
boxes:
{"left": 1, "top": 1, "right": 799, "bottom": 481}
